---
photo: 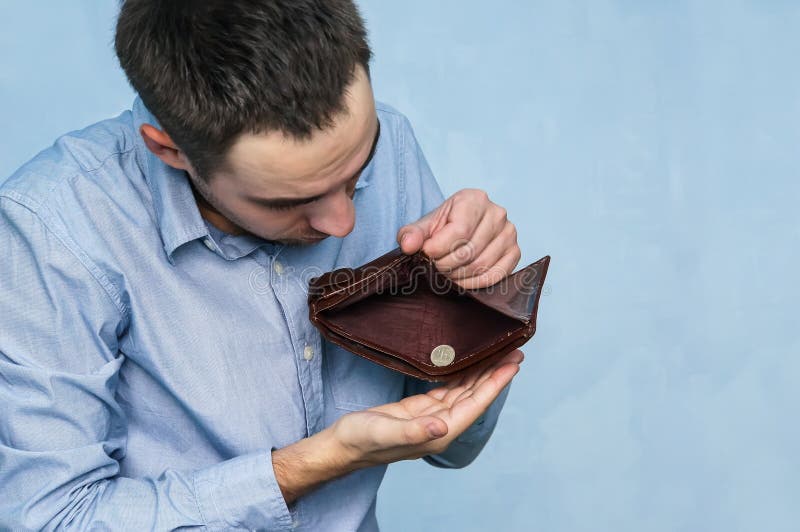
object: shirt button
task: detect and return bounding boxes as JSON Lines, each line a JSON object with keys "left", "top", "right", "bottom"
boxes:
{"left": 203, "top": 238, "right": 215, "bottom": 251}
{"left": 303, "top": 345, "right": 314, "bottom": 361}
{"left": 273, "top": 260, "right": 284, "bottom": 275}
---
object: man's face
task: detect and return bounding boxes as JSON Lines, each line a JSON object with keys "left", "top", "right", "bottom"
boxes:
{"left": 192, "top": 65, "right": 378, "bottom": 246}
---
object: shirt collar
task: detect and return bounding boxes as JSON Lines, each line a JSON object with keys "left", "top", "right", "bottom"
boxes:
{"left": 132, "top": 97, "right": 211, "bottom": 263}
{"left": 130, "top": 96, "right": 376, "bottom": 263}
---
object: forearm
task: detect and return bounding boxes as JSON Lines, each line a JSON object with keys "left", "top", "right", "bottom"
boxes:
{"left": 1, "top": 448, "right": 294, "bottom": 531}
{"left": 271, "top": 428, "right": 358, "bottom": 505}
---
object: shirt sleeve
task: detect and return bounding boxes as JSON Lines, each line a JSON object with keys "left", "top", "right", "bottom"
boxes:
{"left": 396, "top": 115, "right": 512, "bottom": 469}
{"left": 0, "top": 195, "right": 293, "bottom": 531}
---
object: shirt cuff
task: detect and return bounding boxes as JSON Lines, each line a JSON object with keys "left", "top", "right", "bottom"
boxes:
{"left": 193, "top": 450, "right": 293, "bottom": 531}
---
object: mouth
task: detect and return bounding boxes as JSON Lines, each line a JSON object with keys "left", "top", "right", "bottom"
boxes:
{"left": 284, "top": 235, "right": 328, "bottom": 246}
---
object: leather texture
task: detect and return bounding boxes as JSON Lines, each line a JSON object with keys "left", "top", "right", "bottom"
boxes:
{"left": 308, "top": 247, "right": 551, "bottom": 382}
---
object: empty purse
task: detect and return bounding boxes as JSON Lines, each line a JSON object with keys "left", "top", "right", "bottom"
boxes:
{"left": 307, "top": 247, "right": 550, "bottom": 382}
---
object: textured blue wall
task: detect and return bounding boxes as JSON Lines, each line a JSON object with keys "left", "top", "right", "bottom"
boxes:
{"left": 2, "top": 2, "right": 798, "bottom": 531}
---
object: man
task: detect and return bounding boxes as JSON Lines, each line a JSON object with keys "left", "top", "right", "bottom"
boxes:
{"left": 0, "top": 1, "right": 524, "bottom": 530}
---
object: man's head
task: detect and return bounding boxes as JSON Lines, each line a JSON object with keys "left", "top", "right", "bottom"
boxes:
{"left": 115, "top": 0, "right": 376, "bottom": 245}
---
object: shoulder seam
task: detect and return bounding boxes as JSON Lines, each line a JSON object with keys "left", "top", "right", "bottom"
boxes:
{"left": 375, "top": 101, "right": 405, "bottom": 118}
{"left": 76, "top": 146, "right": 137, "bottom": 175}
{"left": 1, "top": 146, "right": 139, "bottom": 216}
{"left": 0, "top": 192, "right": 131, "bottom": 322}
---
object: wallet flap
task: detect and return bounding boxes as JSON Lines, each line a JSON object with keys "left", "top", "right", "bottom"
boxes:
{"left": 308, "top": 247, "right": 411, "bottom": 311}
{"left": 462, "top": 255, "right": 551, "bottom": 322}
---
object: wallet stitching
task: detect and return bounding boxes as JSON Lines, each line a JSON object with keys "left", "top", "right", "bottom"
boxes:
{"left": 323, "top": 321, "right": 530, "bottom": 379}
{"left": 328, "top": 330, "right": 438, "bottom": 377}
{"left": 322, "top": 328, "right": 440, "bottom": 382}
{"left": 320, "top": 315, "right": 531, "bottom": 373}
{"left": 317, "top": 253, "right": 409, "bottom": 300}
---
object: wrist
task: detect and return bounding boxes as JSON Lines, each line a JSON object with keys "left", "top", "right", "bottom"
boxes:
{"left": 303, "top": 426, "right": 361, "bottom": 478}
{"left": 271, "top": 427, "right": 359, "bottom": 505}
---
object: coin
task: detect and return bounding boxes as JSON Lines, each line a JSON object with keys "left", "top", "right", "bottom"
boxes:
{"left": 430, "top": 344, "right": 456, "bottom": 366}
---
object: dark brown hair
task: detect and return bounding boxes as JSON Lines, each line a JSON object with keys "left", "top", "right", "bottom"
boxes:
{"left": 115, "top": 0, "right": 372, "bottom": 180}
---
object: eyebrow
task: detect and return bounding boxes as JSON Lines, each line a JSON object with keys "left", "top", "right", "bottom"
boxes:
{"left": 251, "top": 119, "right": 381, "bottom": 209}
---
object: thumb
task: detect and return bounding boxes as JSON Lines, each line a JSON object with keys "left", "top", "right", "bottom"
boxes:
{"left": 376, "top": 415, "right": 449, "bottom": 448}
{"left": 397, "top": 206, "right": 447, "bottom": 255}
{"left": 396, "top": 224, "right": 427, "bottom": 255}
{"left": 408, "top": 416, "right": 449, "bottom": 444}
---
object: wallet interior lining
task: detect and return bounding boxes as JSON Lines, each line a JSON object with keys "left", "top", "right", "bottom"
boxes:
{"left": 317, "top": 272, "right": 526, "bottom": 370}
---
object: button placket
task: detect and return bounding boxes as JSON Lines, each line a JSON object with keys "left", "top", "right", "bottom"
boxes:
{"left": 304, "top": 330, "right": 325, "bottom": 435}
{"left": 268, "top": 255, "right": 324, "bottom": 437}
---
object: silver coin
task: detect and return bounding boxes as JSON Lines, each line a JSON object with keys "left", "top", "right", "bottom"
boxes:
{"left": 430, "top": 344, "right": 456, "bottom": 366}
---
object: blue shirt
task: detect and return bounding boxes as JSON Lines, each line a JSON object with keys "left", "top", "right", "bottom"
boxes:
{"left": 0, "top": 97, "right": 511, "bottom": 531}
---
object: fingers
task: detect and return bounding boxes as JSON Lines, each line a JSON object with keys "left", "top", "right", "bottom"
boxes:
{"left": 393, "top": 351, "right": 525, "bottom": 434}
{"left": 444, "top": 220, "right": 519, "bottom": 281}
{"left": 421, "top": 219, "right": 481, "bottom": 260}
{"left": 444, "top": 362, "right": 520, "bottom": 433}
{"left": 451, "top": 364, "right": 505, "bottom": 405}
{"left": 451, "top": 245, "right": 522, "bottom": 290}
{"left": 462, "top": 351, "right": 524, "bottom": 394}
{"left": 339, "top": 356, "right": 521, "bottom": 464}
{"left": 468, "top": 362, "right": 519, "bottom": 408}
{"left": 434, "top": 208, "right": 511, "bottom": 274}
{"left": 420, "top": 193, "right": 486, "bottom": 259}
{"left": 426, "top": 386, "right": 450, "bottom": 401}
{"left": 399, "top": 391, "right": 444, "bottom": 414}
{"left": 397, "top": 202, "right": 452, "bottom": 255}
{"left": 398, "top": 190, "right": 520, "bottom": 293}
{"left": 462, "top": 349, "right": 524, "bottom": 388}
{"left": 438, "top": 350, "right": 525, "bottom": 406}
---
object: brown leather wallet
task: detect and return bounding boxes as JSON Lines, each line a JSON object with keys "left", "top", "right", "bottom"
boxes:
{"left": 308, "top": 247, "right": 550, "bottom": 382}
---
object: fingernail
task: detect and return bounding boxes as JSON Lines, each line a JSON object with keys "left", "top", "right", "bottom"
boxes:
{"left": 401, "top": 233, "right": 409, "bottom": 245}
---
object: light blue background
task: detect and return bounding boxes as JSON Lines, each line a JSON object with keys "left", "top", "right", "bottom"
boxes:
{"left": 2, "top": 2, "right": 798, "bottom": 531}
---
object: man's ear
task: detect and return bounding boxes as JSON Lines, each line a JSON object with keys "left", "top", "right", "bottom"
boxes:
{"left": 139, "top": 124, "right": 193, "bottom": 172}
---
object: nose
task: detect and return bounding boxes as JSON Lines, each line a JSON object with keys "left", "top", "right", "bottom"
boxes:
{"left": 308, "top": 191, "right": 356, "bottom": 238}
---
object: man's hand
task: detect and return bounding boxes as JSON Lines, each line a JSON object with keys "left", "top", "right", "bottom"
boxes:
{"left": 272, "top": 350, "right": 522, "bottom": 504}
{"left": 330, "top": 349, "right": 523, "bottom": 468}
{"left": 396, "top": 189, "right": 521, "bottom": 290}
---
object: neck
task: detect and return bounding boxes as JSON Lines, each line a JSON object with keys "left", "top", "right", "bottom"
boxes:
{"left": 188, "top": 177, "right": 245, "bottom": 236}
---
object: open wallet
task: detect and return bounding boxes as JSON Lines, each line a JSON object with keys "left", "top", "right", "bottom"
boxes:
{"left": 307, "top": 247, "right": 551, "bottom": 382}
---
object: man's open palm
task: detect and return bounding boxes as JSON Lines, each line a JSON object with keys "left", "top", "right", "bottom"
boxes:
{"left": 331, "top": 350, "right": 524, "bottom": 467}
